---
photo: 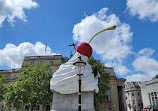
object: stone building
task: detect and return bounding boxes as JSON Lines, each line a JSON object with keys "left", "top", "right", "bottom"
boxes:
{"left": 103, "top": 67, "right": 127, "bottom": 111}
{"left": 0, "top": 69, "right": 20, "bottom": 84}
{"left": 0, "top": 55, "right": 67, "bottom": 111}
{"left": 0, "top": 55, "right": 127, "bottom": 111}
{"left": 125, "top": 82, "right": 143, "bottom": 111}
{"left": 139, "top": 75, "right": 158, "bottom": 108}
{"left": 21, "top": 55, "right": 67, "bottom": 72}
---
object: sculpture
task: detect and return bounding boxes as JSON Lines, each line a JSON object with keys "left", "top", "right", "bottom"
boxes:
{"left": 50, "top": 42, "right": 99, "bottom": 94}
{"left": 50, "top": 25, "right": 116, "bottom": 94}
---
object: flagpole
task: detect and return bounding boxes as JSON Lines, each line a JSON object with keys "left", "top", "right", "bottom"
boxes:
{"left": 45, "top": 42, "right": 47, "bottom": 55}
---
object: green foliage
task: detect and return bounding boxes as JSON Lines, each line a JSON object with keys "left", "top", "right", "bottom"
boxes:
{"left": 3, "top": 63, "right": 53, "bottom": 110}
{"left": 88, "top": 56, "right": 110, "bottom": 105}
{"left": 0, "top": 76, "right": 7, "bottom": 101}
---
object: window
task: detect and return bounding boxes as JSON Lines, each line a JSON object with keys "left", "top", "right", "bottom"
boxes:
{"left": 132, "top": 93, "right": 134, "bottom": 96}
{"left": 50, "top": 61, "right": 53, "bottom": 65}
{"left": 155, "top": 97, "right": 157, "bottom": 101}
{"left": 133, "top": 100, "right": 135, "bottom": 104}
{"left": 156, "top": 97, "right": 158, "bottom": 105}
{"left": 49, "top": 68, "right": 53, "bottom": 74}
{"left": 155, "top": 97, "right": 158, "bottom": 105}
{"left": 154, "top": 92, "right": 157, "bottom": 96}
{"left": 30, "top": 61, "right": 34, "bottom": 65}
{"left": 40, "top": 61, "right": 44, "bottom": 65}
{"left": 25, "top": 106, "right": 29, "bottom": 111}
{"left": 150, "top": 92, "right": 158, "bottom": 106}
{"left": 152, "top": 97, "right": 155, "bottom": 105}
{"left": 137, "top": 92, "right": 140, "bottom": 96}
{"left": 149, "top": 98, "right": 152, "bottom": 105}
{"left": 138, "top": 99, "right": 142, "bottom": 105}
{"left": 149, "top": 93, "right": 151, "bottom": 97}
{"left": 46, "top": 105, "right": 50, "bottom": 111}
{"left": 151, "top": 93, "right": 154, "bottom": 96}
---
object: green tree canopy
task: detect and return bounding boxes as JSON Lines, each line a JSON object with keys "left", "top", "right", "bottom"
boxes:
{"left": 3, "top": 63, "right": 53, "bottom": 111}
{"left": 0, "top": 76, "right": 7, "bottom": 102}
{"left": 88, "top": 56, "right": 110, "bottom": 105}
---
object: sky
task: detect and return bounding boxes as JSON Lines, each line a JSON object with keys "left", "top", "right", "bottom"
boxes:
{"left": 0, "top": 0, "right": 158, "bottom": 82}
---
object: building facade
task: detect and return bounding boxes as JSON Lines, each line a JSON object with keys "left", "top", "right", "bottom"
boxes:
{"left": 139, "top": 75, "right": 158, "bottom": 108}
{"left": 105, "top": 67, "right": 127, "bottom": 111}
{"left": 0, "top": 56, "right": 127, "bottom": 111}
{"left": 0, "top": 55, "right": 67, "bottom": 111}
{"left": 125, "top": 82, "right": 143, "bottom": 111}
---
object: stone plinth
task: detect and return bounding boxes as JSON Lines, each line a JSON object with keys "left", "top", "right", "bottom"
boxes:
{"left": 52, "top": 91, "right": 95, "bottom": 111}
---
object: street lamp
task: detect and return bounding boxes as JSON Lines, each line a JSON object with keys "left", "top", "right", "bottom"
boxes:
{"left": 73, "top": 56, "right": 86, "bottom": 111}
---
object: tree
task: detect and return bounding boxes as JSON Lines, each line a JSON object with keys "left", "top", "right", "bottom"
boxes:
{"left": 88, "top": 56, "right": 110, "bottom": 105}
{"left": 3, "top": 63, "right": 53, "bottom": 111}
{"left": 0, "top": 76, "right": 7, "bottom": 102}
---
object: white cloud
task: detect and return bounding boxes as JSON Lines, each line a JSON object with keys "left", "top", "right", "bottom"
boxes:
{"left": 127, "top": 0, "right": 158, "bottom": 21}
{"left": 133, "top": 56, "right": 158, "bottom": 77}
{"left": 105, "top": 62, "right": 131, "bottom": 75}
{"left": 0, "top": 0, "right": 38, "bottom": 27}
{"left": 98, "top": 8, "right": 108, "bottom": 19}
{"left": 138, "top": 48, "right": 155, "bottom": 57}
{"left": 130, "top": 48, "right": 158, "bottom": 82}
{"left": 126, "top": 48, "right": 158, "bottom": 82}
{"left": 73, "top": 8, "right": 133, "bottom": 75}
{"left": 126, "top": 74, "right": 150, "bottom": 82}
{"left": 0, "top": 42, "right": 57, "bottom": 69}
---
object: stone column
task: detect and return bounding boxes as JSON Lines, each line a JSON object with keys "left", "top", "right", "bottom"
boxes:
{"left": 110, "top": 85, "right": 119, "bottom": 111}
{"left": 122, "top": 86, "right": 127, "bottom": 111}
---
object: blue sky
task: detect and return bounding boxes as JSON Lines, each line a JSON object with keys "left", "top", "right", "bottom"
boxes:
{"left": 0, "top": 0, "right": 158, "bottom": 82}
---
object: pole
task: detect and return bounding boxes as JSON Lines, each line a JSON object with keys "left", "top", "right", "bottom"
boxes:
{"left": 78, "top": 74, "right": 83, "bottom": 111}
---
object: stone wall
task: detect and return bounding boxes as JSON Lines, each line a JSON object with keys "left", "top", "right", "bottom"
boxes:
{"left": 52, "top": 91, "right": 95, "bottom": 111}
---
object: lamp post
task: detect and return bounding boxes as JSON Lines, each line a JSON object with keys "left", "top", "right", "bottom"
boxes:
{"left": 73, "top": 56, "right": 86, "bottom": 111}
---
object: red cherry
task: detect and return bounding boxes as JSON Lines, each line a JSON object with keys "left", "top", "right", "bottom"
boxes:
{"left": 76, "top": 42, "right": 93, "bottom": 58}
